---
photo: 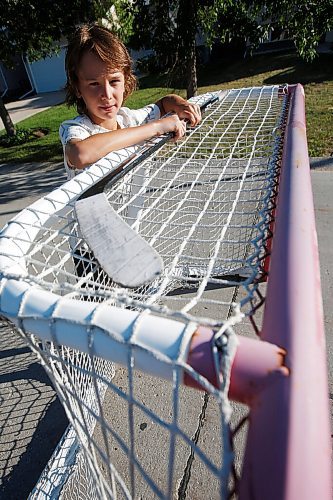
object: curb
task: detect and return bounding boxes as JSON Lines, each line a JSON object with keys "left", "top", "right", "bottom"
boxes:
{"left": 310, "top": 157, "right": 333, "bottom": 170}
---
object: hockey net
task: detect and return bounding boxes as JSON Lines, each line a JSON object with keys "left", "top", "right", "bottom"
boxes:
{"left": 0, "top": 85, "right": 330, "bottom": 499}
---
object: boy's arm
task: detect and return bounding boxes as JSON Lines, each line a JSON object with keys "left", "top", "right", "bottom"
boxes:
{"left": 65, "top": 114, "right": 186, "bottom": 170}
{"left": 156, "top": 94, "right": 202, "bottom": 126}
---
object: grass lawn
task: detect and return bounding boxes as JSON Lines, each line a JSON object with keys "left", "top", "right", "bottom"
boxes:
{"left": 0, "top": 51, "right": 332, "bottom": 164}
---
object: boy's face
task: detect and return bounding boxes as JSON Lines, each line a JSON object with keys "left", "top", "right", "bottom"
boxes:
{"left": 76, "top": 51, "right": 125, "bottom": 128}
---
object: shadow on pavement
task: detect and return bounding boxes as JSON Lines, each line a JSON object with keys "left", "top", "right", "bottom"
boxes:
{"left": 0, "top": 162, "right": 67, "bottom": 203}
{"left": 0, "top": 320, "right": 68, "bottom": 499}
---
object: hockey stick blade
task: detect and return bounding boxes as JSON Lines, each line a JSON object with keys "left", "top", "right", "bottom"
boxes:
{"left": 75, "top": 193, "right": 163, "bottom": 288}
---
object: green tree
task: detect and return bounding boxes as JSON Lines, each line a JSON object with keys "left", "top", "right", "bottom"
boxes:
{"left": 0, "top": 0, "right": 111, "bottom": 136}
{"left": 98, "top": 0, "right": 136, "bottom": 42}
{"left": 267, "top": 0, "right": 333, "bottom": 61}
{"left": 130, "top": 0, "right": 333, "bottom": 98}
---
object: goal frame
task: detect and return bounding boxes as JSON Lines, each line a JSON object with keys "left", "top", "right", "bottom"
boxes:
{"left": 0, "top": 85, "right": 331, "bottom": 499}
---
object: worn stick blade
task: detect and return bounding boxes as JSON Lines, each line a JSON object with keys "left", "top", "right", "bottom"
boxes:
{"left": 75, "top": 193, "right": 164, "bottom": 288}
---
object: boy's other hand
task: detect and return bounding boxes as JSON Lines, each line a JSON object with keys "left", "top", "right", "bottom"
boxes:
{"left": 175, "top": 102, "right": 201, "bottom": 127}
{"left": 157, "top": 95, "right": 202, "bottom": 127}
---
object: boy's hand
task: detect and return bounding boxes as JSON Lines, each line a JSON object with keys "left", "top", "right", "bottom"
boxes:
{"left": 157, "top": 95, "right": 202, "bottom": 127}
{"left": 172, "top": 102, "right": 201, "bottom": 127}
{"left": 157, "top": 114, "right": 187, "bottom": 141}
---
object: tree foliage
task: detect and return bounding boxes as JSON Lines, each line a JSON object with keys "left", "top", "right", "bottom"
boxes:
{"left": 0, "top": 0, "right": 101, "bottom": 67}
{"left": 129, "top": 0, "right": 333, "bottom": 97}
{"left": 99, "top": 0, "right": 136, "bottom": 42}
{"left": 266, "top": 0, "right": 333, "bottom": 61}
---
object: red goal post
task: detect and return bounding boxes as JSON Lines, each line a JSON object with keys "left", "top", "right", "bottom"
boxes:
{"left": 239, "top": 84, "right": 331, "bottom": 499}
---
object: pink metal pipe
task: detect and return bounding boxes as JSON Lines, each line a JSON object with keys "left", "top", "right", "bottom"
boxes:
{"left": 185, "top": 327, "right": 288, "bottom": 404}
{"left": 239, "top": 84, "right": 332, "bottom": 500}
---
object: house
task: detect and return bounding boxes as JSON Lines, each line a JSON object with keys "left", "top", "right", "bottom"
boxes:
{"left": 0, "top": 43, "right": 67, "bottom": 101}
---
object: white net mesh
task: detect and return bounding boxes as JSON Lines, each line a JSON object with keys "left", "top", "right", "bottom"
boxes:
{"left": 0, "top": 86, "right": 289, "bottom": 498}
{"left": 27, "top": 331, "right": 235, "bottom": 499}
{"left": 8, "top": 87, "right": 287, "bottom": 322}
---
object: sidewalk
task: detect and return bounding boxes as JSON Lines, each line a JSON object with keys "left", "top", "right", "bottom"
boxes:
{"left": 0, "top": 90, "right": 65, "bottom": 131}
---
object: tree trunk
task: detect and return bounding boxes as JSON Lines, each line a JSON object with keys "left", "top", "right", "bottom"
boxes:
{"left": 177, "top": 0, "right": 198, "bottom": 99}
{"left": 186, "top": 36, "right": 197, "bottom": 99}
{"left": 0, "top": 97, "right": 16, "bottom": 136}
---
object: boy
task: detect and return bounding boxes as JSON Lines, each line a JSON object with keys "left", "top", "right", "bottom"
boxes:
{"left": 59, "top": 24, "right": 201, "bottom": 178}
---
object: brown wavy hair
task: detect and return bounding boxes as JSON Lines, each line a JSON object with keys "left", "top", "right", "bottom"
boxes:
{"left": 65, "top": 24, "right": 137, "bottom": 115}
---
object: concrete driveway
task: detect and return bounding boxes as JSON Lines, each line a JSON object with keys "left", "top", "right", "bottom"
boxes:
{"left": 0, "top": 90, "right": 65, "bottom": 131}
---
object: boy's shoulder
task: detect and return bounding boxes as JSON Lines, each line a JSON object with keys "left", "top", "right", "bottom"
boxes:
{"left": 59, "top": 114, "right": 101, "bottom": 137}
{"left": 59, "top": 114, "right": 99, "bottom": 145}
{"left": 60, "top": 114, "right": 93, "bottom": 128}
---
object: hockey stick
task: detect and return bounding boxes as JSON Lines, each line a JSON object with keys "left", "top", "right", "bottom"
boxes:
{"left": 75, "top": 95, "right": 219, "bottom": 288}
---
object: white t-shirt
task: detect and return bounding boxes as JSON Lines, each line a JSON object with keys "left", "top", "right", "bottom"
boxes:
{"left": 59, "top": 104, "right": 161, "bottom": 179}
